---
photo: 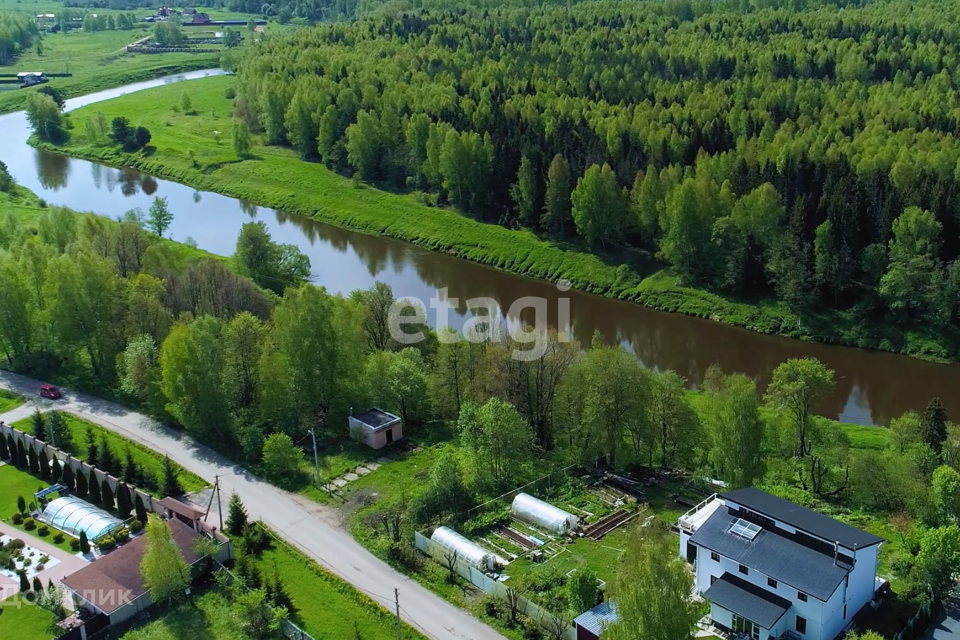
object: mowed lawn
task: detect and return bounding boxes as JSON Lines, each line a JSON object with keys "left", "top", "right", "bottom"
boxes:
{"left": 0, "top": 389, "right": 23, "bottom": 414}
{"left": 103, "top": 589, "right": 244, "bottom": 640}
{"left": 11, "top": 412, "right": 207, "bottom": 494}
{"left": 0, "top": 463, "right": 77, "bottom": 552}
{"left": 0, "top": 595, "right": 56, "bottom": 640}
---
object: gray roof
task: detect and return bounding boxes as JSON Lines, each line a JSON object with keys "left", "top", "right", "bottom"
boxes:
{"left": 722, "top": 488, "right": 883, "bottom": 550}
{"left": 704, "top": 572, "right": 792, "bottom": 629}
{"left": 353, "top": 408, "right": 400, "bottom": 430}
{"left": 574, "top": 601, "right": 618, "bottom": 635}
{"left": 689, "top": 507, "right": 849, "bottom": 601}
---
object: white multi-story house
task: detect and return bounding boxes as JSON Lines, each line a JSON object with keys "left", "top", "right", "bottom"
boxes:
{"left": 679, "top": 488, "right": 883, "bottom": 640}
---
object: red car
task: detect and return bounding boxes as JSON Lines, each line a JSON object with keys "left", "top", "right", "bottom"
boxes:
{"left": 39, "top": 385, "right": 62, "bottom": 400}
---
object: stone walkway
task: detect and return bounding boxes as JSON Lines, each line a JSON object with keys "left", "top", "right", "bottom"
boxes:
{"left": 323, "top": 457, "right": 392, "bottom": 492}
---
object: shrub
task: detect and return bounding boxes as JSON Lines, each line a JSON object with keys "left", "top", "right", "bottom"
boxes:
{"left": 38, "top": 525, "right": 49, "bottom": 537}
{"left": 53, "top": 533, "right": 65, "bottom": 544}
{"left": 225, "top": 87, "right": 236, "bottom": 99}
{"left": 128, "top": 518, "right": 143, "bottom": 534}
{"left": 97, "top": 536, "right": 116, "bottom": 551}
{"left": 23, "top": 518, "right": 35, "bottom": 530}
{"left": 113, "top": 528, "right": 130, "bottom": 543}
{"left": 8, "top": 539, "right": 24, "bottom": 551}
{"left": 69, "top": 538, "right": 80, "bottom": 552}
{"left": 11, "top": 513, "right": 23, "bottom": 525}
{"left": 22, "top": 557, "right": 32, "bottom": 567}
{"left": 242, "top": 523, "right": 269, "bottom": 553}
{"left": 36, "top": 563, "right": 45, "bottom": 572}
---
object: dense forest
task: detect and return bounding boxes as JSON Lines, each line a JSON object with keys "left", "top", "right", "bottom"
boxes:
{"left": 0, "top": 13, "right": 40, "bottom": 64}
{"left": 230, "top": 0, "right": 960, "bottom": 348}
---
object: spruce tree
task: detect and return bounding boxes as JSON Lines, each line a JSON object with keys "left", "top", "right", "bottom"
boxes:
{"left": 28, "top": 445, "right": 40, "bottom": 475}
{"left": 17, "top": 495, "right": 25, "bottom": 513}
{"left": 225, "top": 492, "right": 248, "bottom": 536}
{"left": 51, "top": 455, "right": 62, "bottom": 483}
{"left": 85, "top": 427, "right": 98, "bottom": 466}
{"left": 923, "top": 397, "right": 949, "bottom": 456}
{"left": 46, "top": 411, "right": 71, "bottom": 450}
{"left": 32, "top": 576, "right": 42, "bottom": 593}
{"left": 1, "top": 433, "right": 12, "bottom": 460}
{"left": 61, "top": 463, "right": 75, "bottom": 491}
{"left": 31, "top": 409, "right": 45, "bottom": 442}
{"left": 75, "top": 469, "right": 89, "bottom": 498}
{"left": 116, "top": 483, "right": 132, "bottom": 519}
{"left": 161, "top": 456, "right": 182, "bottom": 497}
{"left": 122, "top": 448, "right": 139, "bottom": 484}
{"left": 88, "top": 473, "right": 102, "bottom": 504}
{"left": 0, "top": 431, "right": 9, "bottom": 461}
{"left": 134, "top": 492, "right": 148, "bottom": 524}
{"left": 101, "top": 479, "right": 114, "bottom": 511}
{"left": 79, "top": 530, "right": 90, "bottom": 554}
{"left": 39, "top": 449, "right": 50, "bottom": 479}
{"left": 18, "top": 570, "right": 29, "bottom": 593}
{"left": 99, "top": 436, "right": 118, "bottom": 476}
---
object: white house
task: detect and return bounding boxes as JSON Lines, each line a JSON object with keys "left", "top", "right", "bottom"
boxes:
{"left": 679, "top": 488, "right": 883, "bottom": 640}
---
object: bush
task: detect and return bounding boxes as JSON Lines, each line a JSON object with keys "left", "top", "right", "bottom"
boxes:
{"left": 53, "top": 533, "right": 65, "bottom": 544}
{"left": 128, "top": 518, "right": 143, "bottom": 534}
{"left": 37, "top": 524, "right": 49, "bottom": 537}
{"left": 242, "top": 523, "right": 269, "bottom": 553}
{"left": 8, "top": 539, "right": 25, "bottom": 551}
{"left": 11, "top": 513, "right": 23, "bottom": 525}
{"left": 225, "top": 87, "right": 237, "bottom": 99}
{"left": 23, "top": 518, "right": 35, "bottom": 530}
{"left": 70, "top": 538, "right": 80, "bottom": 552}
{"left": 97, "top": 536, "right": 116, "bottom": 551}
{"left": 113, "top": 528, "right": 130, "bottom": 543}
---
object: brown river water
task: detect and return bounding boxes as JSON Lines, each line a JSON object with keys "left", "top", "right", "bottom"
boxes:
{"left": 2, "top": 70, "right": 958, "bottom": 426}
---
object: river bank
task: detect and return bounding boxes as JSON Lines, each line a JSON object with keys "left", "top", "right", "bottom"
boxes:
{"left": 36, "top": 74, "right": 958, "bottom": 364}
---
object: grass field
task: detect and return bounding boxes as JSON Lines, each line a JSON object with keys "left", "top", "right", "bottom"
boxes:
{"left": 11, "top": 412, "right": 208, "bottom": 494}
{"left": 0, "top": 389, "right": 23, "bottom": 414}
{"left": 0, "top": 27, "right": 221, "bottom": 115}
{"left": 0, "top": 595, "right": 56, "bottom": 640}
{"left": 254, "top": 535, "right": 427, "bottom": 640}
{"left": 101, "top": 588, "right": 244, "bottom": 640}
{"left": 0, "top": 464, "right": 78, "bottom": 552}
{"left": 44, "top": 74, "right": 960, "bottom": 363}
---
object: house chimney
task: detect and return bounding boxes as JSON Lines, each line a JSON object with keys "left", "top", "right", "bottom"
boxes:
{"left": 350, "top": 406, "right": 353, "bottom": 416}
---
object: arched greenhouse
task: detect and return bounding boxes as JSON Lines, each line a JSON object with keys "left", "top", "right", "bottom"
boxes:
{"left": 430, "top": 526, "right": 496, "bottom": 570}
{"left": 41, "top": 496, "right": 124, "bottom": 541}
{"left": 511, "top": 493, "right": 579, "bottom": 534}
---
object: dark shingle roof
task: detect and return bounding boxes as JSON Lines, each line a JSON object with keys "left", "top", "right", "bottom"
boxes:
{"left": 573, "top": 601, "right": 618, "bottom": 636}
{"left": 721, "top": 488, "right": 883, "bottom": 550}
{"left": 63, "top": 518, "right": 201, "bottom": 614}
{"left": 689, "top": 507, "right": 848, "bottom": 601}
{"left": 704, "top": 572, "right": 792, "bottom": 629}
{"left": 353, "top": 408, "right": 400, "bottom": 430}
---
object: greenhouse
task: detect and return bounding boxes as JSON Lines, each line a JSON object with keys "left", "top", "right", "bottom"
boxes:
{"left": 511, "top": 493, "right": 579, "bottom": 534}
{"left": 431, "top": 526, "right": 496, "bottom": 570}
{"left": 41, "top": 496, "right": 124, "bottom": 541}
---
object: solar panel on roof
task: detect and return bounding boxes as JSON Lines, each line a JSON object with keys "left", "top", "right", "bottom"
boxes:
{"left": 729, "top": 518, "right": 762, "bottom": 541}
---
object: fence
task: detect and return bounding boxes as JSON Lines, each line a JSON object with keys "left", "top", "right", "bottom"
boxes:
{"left": 415, "top": 531, "right": 576, "bottom": 640}
{"left": 0, "top": 422, "right": 163, "bottom": 522}
{"left": 895, "top": 590, "right": 942, "bottom": 640}
{"left": 214, "top": 562, "right": 318, "bottom": 640}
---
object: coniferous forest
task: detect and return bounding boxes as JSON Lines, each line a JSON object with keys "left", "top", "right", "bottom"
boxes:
{"left": 233, "top": 0, "right": 960, "bottom": 352}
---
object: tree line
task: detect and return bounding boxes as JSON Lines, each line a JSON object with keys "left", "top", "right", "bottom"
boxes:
{"left": 232, "top": 0, "right": 960, "bottom": 356}
{"left": 0, "top": 13, "right": 40, "bottom": 64}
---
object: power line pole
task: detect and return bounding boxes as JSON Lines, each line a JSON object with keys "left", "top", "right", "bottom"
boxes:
{"left": 394, "top": 588, "right": 402, "bottom": 640}
{"left": 308, "top": 429, "right": 321, "bottom": 487}
{"left": 216, "top": 476, "right": 223, "bottom": 532}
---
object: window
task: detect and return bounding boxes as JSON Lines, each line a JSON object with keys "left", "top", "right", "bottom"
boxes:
{"left": 843, "top": 604, "right": 847, "bottom": 620}
{"left": 711, "top": 551, "right": 720, "bottom": 562}
{"left": 767, "top": 577, "right": 778, "bottom": 589}
{"left": 797, "top": 591, "right": 808, "bottom": 602}
{"left": 738, "top": 564, "right": 749, "bottom": 575}
{"left": 711, "top": 575, "right": 718, "bottom": 585}
{"left": 733, "top": 615, "right": 760, "bottom": 640}
{"left": 796, "top": 616, "right": 807, "bottom": 634}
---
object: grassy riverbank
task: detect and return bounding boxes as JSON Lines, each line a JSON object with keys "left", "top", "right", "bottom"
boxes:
{"left": 0, "top": 28, "right": 221, "bottom": 115}
{"left": 37, "top": 74, "right": 959, "bottom": 363}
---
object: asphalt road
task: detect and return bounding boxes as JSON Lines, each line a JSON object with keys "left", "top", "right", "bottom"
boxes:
{"left": 0, "top": 370, "right": 504, "bottom": 640}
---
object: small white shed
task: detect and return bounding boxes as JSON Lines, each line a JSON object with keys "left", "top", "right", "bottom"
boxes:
{"left": 511, "top": 493, "right": 579, "bottom": 534}
{"left": 348, "top": 408, "right": 402, "bottom": 450}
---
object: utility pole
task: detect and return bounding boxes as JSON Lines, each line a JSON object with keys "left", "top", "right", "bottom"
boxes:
{"left": 216, "top": 476, "right": 223, "bottom": 532}
{"left": 308, "top": 429, "right": 321, "bottom": 487}
{"left": 394, "top": 588, "right": 402, "bottom": 640}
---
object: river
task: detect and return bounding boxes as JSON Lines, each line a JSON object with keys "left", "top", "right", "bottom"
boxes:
{"left": 2, "top": 69, "right": 958, "bottom": 426}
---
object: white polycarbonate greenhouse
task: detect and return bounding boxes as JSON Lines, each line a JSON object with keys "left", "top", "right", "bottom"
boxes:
{"left": 41, "top": 496, "right": 124, "bottom": 540}
{"left": 511, "top": 493, "right": 579, "bottom": 534}
{"left": 431, "top": 526, "right": 495, "bottom": 570}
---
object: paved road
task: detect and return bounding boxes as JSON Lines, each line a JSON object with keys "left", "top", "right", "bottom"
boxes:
{"left": 0, "top": 370, "right": 504, "bottom": 640}
{"left": 923, "top": 599, "right": 960, "bottom": 640}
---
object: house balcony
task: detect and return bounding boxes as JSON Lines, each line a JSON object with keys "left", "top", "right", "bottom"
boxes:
{"left": 678, "top": 493, "right": 722, "bottom": 534}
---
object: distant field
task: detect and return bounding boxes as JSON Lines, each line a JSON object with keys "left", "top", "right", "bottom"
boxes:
{"left": 0, "top": 27, "right": 221, "bottom": 114}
